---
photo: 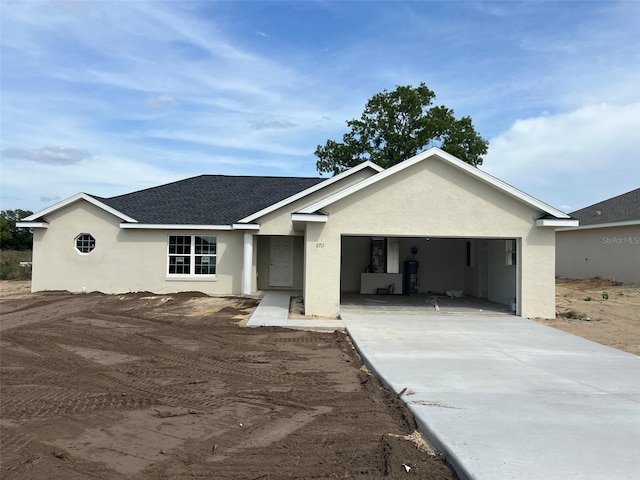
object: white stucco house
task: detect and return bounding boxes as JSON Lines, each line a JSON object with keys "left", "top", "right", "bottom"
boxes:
{"left": 18, "top": 148, "right": 577, "bottom": 318}
{"left": 556, "top": 188, "right": 639, "bottom": 284}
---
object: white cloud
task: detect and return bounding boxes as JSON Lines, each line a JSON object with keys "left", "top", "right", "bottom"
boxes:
{"left": 250, "top": 119, "right": 297, "bottom": 131}
{"left": 0, "top": 153, "right": 182, "bottom": 212}
{"left": 1, "top": 146, "right": 92, "bottom": 165}
{"left": 146, "top": 96, "right": 179, "bottom": 108}
{"left": 484, "top": 102, "right": 640, "bottom": 210}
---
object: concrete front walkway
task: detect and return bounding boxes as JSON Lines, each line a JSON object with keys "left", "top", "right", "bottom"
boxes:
{"left": 342, "top": 312, "right": 640, "bottom": 480}
{"left": 245, "top": 291, "right": 345, "bottom": 330}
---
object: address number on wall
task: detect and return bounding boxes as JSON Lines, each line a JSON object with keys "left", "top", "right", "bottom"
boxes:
{"left": 316, "top": 243, "right": 325, "bottom": 248}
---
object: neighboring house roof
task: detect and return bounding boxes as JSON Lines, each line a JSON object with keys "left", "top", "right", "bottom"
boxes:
{"left": 568, "top": 188, "right": 640, "bottom": 227}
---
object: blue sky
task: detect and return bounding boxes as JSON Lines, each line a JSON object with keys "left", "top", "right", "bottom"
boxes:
{"left": 1, "top": 1, "right": 639, "bottom": 215}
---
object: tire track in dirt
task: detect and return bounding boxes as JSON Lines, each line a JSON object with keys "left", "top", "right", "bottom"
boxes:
{"left": 0, "top": 292, "right": 459, "bottom": 480}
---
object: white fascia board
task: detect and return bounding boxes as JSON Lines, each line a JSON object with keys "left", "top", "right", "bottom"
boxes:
{"left": 16, "top": 222, "right": 48, "bottom": 228}
{"left": 232, "top": 223, "right": 260, "bottom": 230}
{"left": 119, "top": 223, "right": 232, "bottom": 230}
{"left": 535, "top": 219, "right": 580, "bottom": 227}
{"left": 237, "top": 161, "right": 384, "bottom": 223}
{"left": 298, "top": 147, "right": 571, "bottom": 219}
{"left": 556, "top": 219, "right": 640, "bottom": 232}
{"left": 22, "top": 192, "right": 138, "bottom": 223}
{"left": 291, "top": 213, "right": 328, "bottom": 223}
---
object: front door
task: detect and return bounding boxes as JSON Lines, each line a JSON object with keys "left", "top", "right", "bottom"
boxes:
{"left": 269, "top": 237, "right": 294, "bottom": 288}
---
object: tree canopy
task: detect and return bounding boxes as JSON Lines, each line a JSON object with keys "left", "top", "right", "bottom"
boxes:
{"left": 0, "top": 209, "right": 33, "bottom": 251}
{"left": 315, "top": 83, "right": 489, "bottom": 175}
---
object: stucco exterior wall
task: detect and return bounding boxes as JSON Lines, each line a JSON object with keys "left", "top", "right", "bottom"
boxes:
{"left": 303, "top": 159, "right": 556, "bottom": 318}
{"left": 556, "top": 225, "right": 640, "bottom": 283}
{"left": 30, "top": 201, "right": 244, "bottom": 295}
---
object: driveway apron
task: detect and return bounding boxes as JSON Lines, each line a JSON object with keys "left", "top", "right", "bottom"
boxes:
{"left": 342, "top": 313, "right": 640, "bottom": 480}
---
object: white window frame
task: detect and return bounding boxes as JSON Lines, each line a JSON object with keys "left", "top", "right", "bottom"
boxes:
{"left": 167, "top": 235, "right": 217, "bottom": 277}
{"left": 505, "top": 239, "right": 517, "bottom": 266}
{"left": 75, "top": 233, "right": 96, "bottom": 255}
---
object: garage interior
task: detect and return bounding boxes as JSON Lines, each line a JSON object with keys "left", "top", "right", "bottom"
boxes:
{"left": 340, "top": 235, "right": 518, "bottom": 314}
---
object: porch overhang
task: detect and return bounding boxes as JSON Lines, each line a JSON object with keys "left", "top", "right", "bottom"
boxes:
{"left": 291, "top": 212, "right": 328, "bottom": 232}
{"left": 535, "top": 218, "right": 579, "bottom": 227}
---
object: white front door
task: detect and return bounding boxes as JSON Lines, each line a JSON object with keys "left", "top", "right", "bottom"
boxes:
{"left": 269, "top": 237, "right": 294, "bottom": 288}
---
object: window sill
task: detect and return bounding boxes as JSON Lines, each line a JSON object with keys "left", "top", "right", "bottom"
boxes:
{"left": 165, "top": 276, "right": 217, "bottom": 282}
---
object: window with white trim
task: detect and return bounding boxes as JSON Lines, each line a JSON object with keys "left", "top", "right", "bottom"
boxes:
{"left": 75, "top": 234, "right": 96, "bottom": 254}
{"left": 168, "top": 235, "right": 216, "bottom": 276}
{"left": 505, "top": 239, "right": 517, "bottom": 266}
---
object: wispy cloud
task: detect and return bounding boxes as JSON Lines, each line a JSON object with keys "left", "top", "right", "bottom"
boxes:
{"left": 146, "top": 96, "right": 179, "bottom": 108}
{"left": 1, "top": 146, "right": 92, "bottom": 165}
{"left": 1, "top": 1, "right": 638, "bottom": 213}
{"left": 485, "top": 102, "right": 640, "bottom": 210}
{"left": 250, "top": 119, "right": 297, "bottom": 130}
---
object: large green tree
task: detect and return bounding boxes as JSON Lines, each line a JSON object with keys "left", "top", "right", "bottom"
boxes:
{"left": 315, "top": 83, "right": 489, "bottom": 174}
{"left": 0, "top": 209, "right": 33, "bottom": 250}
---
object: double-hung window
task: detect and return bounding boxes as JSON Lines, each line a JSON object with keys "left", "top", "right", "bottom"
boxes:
{"left": 168, "top": 235, "right": 216, "bottom": 276}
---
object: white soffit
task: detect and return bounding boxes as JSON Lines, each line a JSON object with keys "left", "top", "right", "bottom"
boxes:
{"left": 535, "top": 219, "right": 580, "bottom": 227}
{"left": 232, "top": 224, "right": 260, "bottom": 230}
{"left": 22, "top": 193, "right": 138, "bottom": 223}
{"left": 238, "top": 161, "right": 383, "bottom": 223}
{"left": 298, "top": 147, "right": 571, "bottom": 219}
{"left": 16, "top": 222, "right": 48, "bottom": 228}
{"left": 291, "top": 213, "right": 328, "bottom": 223}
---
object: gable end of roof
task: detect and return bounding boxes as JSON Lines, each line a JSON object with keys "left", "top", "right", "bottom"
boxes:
{"left": 21, "top": 193, "right": 138, "bottom": 223}
{"left": 237, "top": 161, "right": 383, "bottom": 223}
{"left": 298, "top": 147, "right": 570, "bottom": 219}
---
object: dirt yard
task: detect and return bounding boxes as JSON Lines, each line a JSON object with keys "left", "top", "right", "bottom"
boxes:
{"left": 535, "top": 278, "right": 640, "bottom": 355}
{"left": 0, "top": 288, "right": 456, "bottom": 480}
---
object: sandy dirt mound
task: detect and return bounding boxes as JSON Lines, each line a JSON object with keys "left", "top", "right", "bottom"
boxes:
{"left": 0, "top": 291, "right": 457, "bottom": 479}
{"left": 535, "top": 279, "right": 640, "bottom": 355}
{"left": 0, "top": 280, "right": 31, "bottom": 296}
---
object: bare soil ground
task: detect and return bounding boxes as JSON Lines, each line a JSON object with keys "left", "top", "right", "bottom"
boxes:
{"left": 535, "top": 279, "right": 640, "bottom": 355}
{"left": 0, "top": 288, "right": 456, "bottom": 480}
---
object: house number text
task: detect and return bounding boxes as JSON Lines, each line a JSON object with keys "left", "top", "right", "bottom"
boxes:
{"left": 316, "top": 243, "right": 325, "bottom": 248}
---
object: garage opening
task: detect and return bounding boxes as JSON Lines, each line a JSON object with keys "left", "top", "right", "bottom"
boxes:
{"left": 340, "top": 235, "right": 518, "bottom": 314}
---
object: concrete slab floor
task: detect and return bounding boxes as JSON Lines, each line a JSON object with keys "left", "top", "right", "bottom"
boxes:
{"left": 341, "top": 293, "right": 513, "bottom": 316}
{"left": 343, "top": 313, "right": 640, "bottom": 480}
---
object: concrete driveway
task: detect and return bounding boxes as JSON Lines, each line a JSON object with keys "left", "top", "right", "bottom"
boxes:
{"left": 342, "top": 312, "right": 640, "bottom": 480}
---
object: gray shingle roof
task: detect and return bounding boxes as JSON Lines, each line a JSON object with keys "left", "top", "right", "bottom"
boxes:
{"left": 93, "top": 174, "right": 325, "bottom": 225}
{"left": 570, "top": 188, "right": 640, "bottom": 226}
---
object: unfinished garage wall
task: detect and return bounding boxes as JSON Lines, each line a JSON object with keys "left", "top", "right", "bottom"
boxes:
{"left": 487, "top": 239, "right": 517, "bottom": 305}
{"left": 340, "top": 236, "right": 371, "bottom": 292}
{"left": 398, "top": 237, "right": 466, "bottom": 293}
